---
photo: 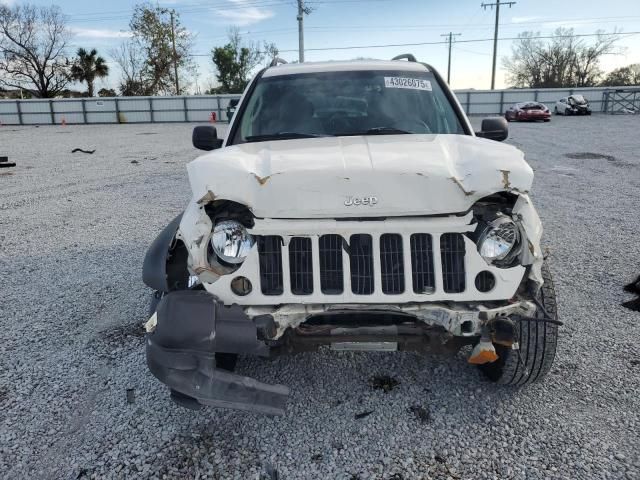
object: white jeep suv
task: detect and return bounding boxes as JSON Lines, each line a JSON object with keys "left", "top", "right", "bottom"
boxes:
{"left": 142, "top": 55, "right": 559, "bottom": 415}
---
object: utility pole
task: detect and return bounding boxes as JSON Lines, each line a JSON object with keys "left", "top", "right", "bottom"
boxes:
{"left": 297, "top": 0, "right": 305, "bottom": 62}
{"left": 170, "top": 11, "right": 180, "bottom": 95}
{"left": 440, "top": 32, "right": 461, "bottom": 84}
{"left": 481, "top": 0, "right": 516, "bottom": 89}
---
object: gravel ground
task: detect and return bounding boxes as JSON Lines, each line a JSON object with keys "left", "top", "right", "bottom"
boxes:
{"left": 0, "top": 116, "right": 639, "bottom": 480}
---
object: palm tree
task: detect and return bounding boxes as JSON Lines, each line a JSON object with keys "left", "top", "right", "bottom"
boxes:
{"left": 70, "top": 48, "right": 109, "bottom": 97}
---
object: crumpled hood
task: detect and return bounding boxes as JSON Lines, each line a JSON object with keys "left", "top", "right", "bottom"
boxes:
{"left": 187, "top": 134, "right": 533, "bottom": 218}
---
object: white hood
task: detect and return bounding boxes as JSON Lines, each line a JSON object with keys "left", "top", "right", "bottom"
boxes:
{"left": 186, "top": 134, "right": 533, "bottom": 218}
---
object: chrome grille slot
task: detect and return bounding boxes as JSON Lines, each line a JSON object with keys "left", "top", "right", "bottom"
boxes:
{"left": 380, "top": 233, "right": 404, "bottom": 294}
{"left": 257, "top": 236, "right": 284, "bottom": 295}
{"left": 319, "top": 234, "right": 344, "bottom": 294}
{"left": 410, "top": 233, "right": 435, "bottom": 294}
{"left": 289, "top": 237, "right": 313, "bottom": 295}
{"left": 440, "top": 233, "right": 466, "bottom": 293}
{"left": 349, "top": 234, "right": 375, "bottom": 295}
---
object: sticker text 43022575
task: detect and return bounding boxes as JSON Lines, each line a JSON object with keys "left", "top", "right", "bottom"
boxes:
{"left": 384, "top": 77, "right": 432, "bottom": 91}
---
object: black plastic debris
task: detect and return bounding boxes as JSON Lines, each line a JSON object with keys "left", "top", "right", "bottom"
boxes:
{"left": 126, "top": 388, "right": 135, "bottom": 404}
{"left": 409, "top": 405, "right": 432, "bottom": 424}
{"left": 370, "top": 375, "right": 400, "bottom": 393}
{"left": 354, "top": 410, "right": 373, "bottom": 419}
{"left": 130, "top": 160, "right": 139, "bottom": 164}
{"left": 0, "top": 156, "right": 16, "bottom": 168}
{"left": 71, "top": 148, "right": 96, "bottom": 154}
{"left": 622, "top": 275, "right": 640, "bottom": 312}
{"left": 311, "top": 453, "right": 323, "bottom": 462}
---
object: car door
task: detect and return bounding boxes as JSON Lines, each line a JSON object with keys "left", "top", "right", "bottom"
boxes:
{"left": 556, "top": 98, "right": 566, "bottom": 114}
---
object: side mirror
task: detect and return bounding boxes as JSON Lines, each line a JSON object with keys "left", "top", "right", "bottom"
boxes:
{"left": 193, "top": 126, "right": 223, "bottom": 151}
{"left": 476, "top": 117, "right": 508, "bottom": 142}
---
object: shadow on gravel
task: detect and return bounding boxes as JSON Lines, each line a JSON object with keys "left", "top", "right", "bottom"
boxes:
{"left": 99, "top": 322, "right": 145, "bottom": 346}
{"left": 564, "top": 152, "right": 616, "bottom": 162}
{"left": 622, "top": 275, "right": 640, "bottom": 312}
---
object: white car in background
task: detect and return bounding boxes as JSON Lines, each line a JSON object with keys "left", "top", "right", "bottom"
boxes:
{"left": 554, "top": 95, "right": 592, "bottom": 115}
{"left": 142, "top": 55, "right": 560, "bottom": 415}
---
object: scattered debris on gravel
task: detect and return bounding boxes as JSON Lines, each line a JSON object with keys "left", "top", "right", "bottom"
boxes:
{"left": 71, "top": 148, "right": 96, "bottom": 154}
{"left": 369, "top": 375, "right": 400, "bottom": 392}
{"left": 0, "top": 118, "right": 639, "bottom": 479}
{"left": 622, "top": 275, "right": 640, "bottom": 312}
{"left": 564, "top": 151, "right": 616, "bottom": 161}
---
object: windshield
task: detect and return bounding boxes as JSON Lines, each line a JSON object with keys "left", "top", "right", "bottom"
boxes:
{"left": 231, "top": 69, "right": 465, "bottom": 144}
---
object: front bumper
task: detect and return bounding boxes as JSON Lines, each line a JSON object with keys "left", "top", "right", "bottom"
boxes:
{"left": 146, "top": 290, "right": 537, "bottom": 414}
{"left": 146, "top": 290, "right": 289, "bottom": 415}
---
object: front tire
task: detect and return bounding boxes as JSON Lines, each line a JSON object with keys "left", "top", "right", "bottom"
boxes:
{"left": 479, "top": 262, "right": 558, "bottom": 385}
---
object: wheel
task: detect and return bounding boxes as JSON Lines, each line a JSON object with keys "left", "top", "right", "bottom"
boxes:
{"left": 565, "top": 108, "right": 571, "bottom": 116}
{"left": 148, "top": 291, "right": 238, "bottom": 372}
{"left": 554, "top": 107, "right": 558, "bottom": 115}
{"left": 543, "top": 119, "right": 550, "bottom": 122}
{"left": 479, "top": 262, "right": 558, "bottom": 385}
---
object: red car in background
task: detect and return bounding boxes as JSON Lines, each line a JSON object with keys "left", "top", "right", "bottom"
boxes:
{"left": 505, "top": 102, "right": 551, "bottom": 122}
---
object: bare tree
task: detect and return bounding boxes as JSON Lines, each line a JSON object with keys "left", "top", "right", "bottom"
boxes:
{"left": 128, "top": 3, "right": 194, "bottom": 95}
{"left": 0, "top": 4, "right": 72, "bottom": 98}
{"left": 110, "top": 40, "right": 148, "bottom": 96}
{"left": 504, "top": 28, "right": 619, "bottom": 88}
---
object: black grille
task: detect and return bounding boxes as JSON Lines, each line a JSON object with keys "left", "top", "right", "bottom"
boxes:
{"left": 349, "top": 234, "right": 374, "bottom": 295}
{"left": 440, "top": 233, "right": 466, "bottom": 293}
{"left": 380, "top": 234, "right": 404, "bottom": 294}
{"left": 319, "top": 234, "right": 344, "bottom": 294}
{"left": 257, "top": 236, "right": 283, "bottom": 295}
{"left": 289, "top": 237, "right": 313, "bottom": 295}
{"left": 410, "top": 234, "right": 435, "bottom": 294}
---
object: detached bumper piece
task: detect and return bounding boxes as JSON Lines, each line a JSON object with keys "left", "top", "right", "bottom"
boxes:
{"left": 146, "top": 290, "right": 289, "bottom": 415}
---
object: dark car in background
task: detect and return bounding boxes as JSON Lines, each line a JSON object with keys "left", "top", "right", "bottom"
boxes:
{"left": 505, "top": 102, "right": 551, "bottom": 122}
{"left": 554, "top": 95, "right": 592, "bottom": 115}
{"left": 226, "top": 98, "right": 239, "bottom": 121}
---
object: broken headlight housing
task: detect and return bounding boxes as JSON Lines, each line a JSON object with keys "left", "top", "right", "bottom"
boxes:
{"left": 210, "top": 220, "right": 255, "bottom": 265}
{"left": 477, "top": 216, "right": 521, "bottom": 266}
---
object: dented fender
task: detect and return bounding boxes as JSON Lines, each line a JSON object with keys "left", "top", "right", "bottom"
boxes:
{"left": 513, "top": 193, "right": 544, "bottom": 286}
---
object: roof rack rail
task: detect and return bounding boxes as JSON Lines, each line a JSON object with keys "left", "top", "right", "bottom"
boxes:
{"left": 269, "top": 57, "right": 288, "bottom": 67}
{"left": 391, "top": 54, "right": 417, "bottom": 62}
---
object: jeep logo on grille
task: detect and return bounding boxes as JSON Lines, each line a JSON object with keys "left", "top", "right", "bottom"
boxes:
{"left": 344, "top": 195, "right": 378, "bottom": 207}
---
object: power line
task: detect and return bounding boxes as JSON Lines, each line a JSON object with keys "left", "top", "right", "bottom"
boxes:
{"left": 482, "top": 0, "right": 516, "bottom": 90}
{"left": 440, "top": 32, "right": 461, "bottom": 84}
{"left": 251, "top": 30, "right": 640, "bottom": 54}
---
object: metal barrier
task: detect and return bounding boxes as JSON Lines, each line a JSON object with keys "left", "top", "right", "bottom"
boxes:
{"left": 0, "top": 95, "right": 241, "bottom": 125}
{"left": 0, "top": 86, "right": 630, "bottom": 126}
{"left": 453, "top": 86, "right": 614, "bottom": 116}
{"left": 602, "top": 88, "right": 640, "bottom": 114}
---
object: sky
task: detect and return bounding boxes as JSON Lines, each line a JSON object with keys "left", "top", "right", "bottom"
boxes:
{"left": 2, "top": 0, "right": 640, "bottom": 93}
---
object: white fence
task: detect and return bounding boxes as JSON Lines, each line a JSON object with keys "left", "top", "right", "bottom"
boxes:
{"left": 0, "top": 95, "right": 239, "bottom": 126}
{"left": 0, "top": 86, "right": 624, "bottom": 126}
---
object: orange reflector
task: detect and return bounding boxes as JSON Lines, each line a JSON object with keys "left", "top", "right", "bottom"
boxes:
{"left": 468, "top": 341, "right": 499, "bottom": 364}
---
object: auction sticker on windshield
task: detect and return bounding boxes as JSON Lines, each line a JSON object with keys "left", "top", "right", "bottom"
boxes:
{"left": 384, "top": 77, "right": 432, "bottom": 91}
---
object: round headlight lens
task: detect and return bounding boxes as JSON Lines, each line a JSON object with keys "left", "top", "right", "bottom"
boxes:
{"left": 478, "top": 217, "right": 519, "bottom": 263}
{"left": 210, "top": 220, "right": 255, "bottom": 264}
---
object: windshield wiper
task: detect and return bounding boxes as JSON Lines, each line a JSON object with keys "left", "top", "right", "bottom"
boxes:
{"left": 336, "top": 127, "right": 413, "bottom": 136}
{"left": 245, "top": 132, "right": 328, "bottom": 142}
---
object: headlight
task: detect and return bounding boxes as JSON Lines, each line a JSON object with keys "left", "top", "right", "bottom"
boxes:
{"left": 477, "top": 217, "right": 520, "bottom": 264}
{"left": 210, "top": 220, "right": 255, "bottom": 264}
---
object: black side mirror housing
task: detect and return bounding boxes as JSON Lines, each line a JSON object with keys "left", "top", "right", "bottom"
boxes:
{"left": 193, "top": 126, "right": 223, "bottom": 151}
{"left": 476, "top": 117, "right": 508, "bottom": 142}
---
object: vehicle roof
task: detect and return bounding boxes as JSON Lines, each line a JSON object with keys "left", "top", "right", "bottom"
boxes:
{"left": 263, "top": 60, "right": 430, "bottom": 78}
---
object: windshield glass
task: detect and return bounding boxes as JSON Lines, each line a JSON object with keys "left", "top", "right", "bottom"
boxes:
{"left": 231, "top": 69, "right": 465, "bottom": 144}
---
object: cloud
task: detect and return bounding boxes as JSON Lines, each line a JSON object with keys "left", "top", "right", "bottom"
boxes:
{"left": 215, "top": 0, "right": 274, "bottom": 26}
{"left": 70, "top": 27, "right": 132, "bottom": 39}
